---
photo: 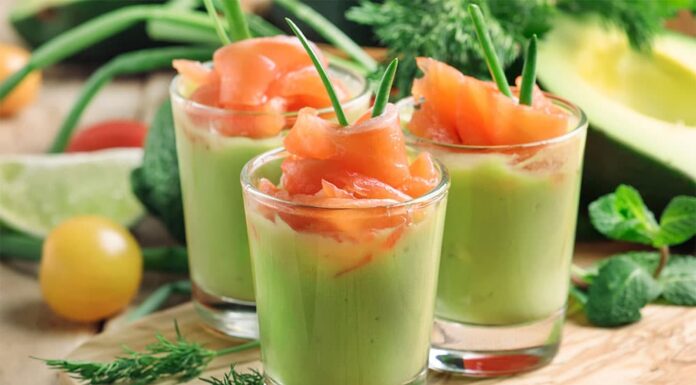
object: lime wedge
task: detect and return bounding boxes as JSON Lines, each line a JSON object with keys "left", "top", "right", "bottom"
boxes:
{"left": 0, "top": 148, "right": 144, "bottom": 237}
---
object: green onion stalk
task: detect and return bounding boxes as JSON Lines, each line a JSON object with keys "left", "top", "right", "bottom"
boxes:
{"left": 0, "top": 5, "right": 219, "bottom": 100}
{"left": 0, "top": 231, "right": 189, "bottom": 273}
{"left": 468, "top": 4, "right": 513, "bottom": 98}
{"left": 286, "top": 18, "right": 350, "bottom": 126}
{"left": 49, "top": 47, "right": 214, "bottom": 153}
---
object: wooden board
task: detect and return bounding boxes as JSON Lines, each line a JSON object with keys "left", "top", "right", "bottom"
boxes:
{"left": 60, "top": 244, "right": 696, "bottom": 385}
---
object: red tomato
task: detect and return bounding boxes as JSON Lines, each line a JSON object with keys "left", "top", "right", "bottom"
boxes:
{"left": 67, "top": 119, "right": 148, "bottom": 152}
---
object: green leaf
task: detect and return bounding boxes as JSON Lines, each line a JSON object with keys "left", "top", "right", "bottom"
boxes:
{"left": 659, "top": 256, "right": 696, "bottom": 306}
{"left": 586, "top": 257, "right": 661, "bottom": 327}
{"left": 587, "top": 251, "right": 661, "bottom": 279}
{"left": 130, "top": 100, "right": 186, "bottom": 242}
{"left": 588, "top": 184, "right": 659, "bottom": 245}
{"left": 654, "top": 196, "right": 696, "bottom": 247}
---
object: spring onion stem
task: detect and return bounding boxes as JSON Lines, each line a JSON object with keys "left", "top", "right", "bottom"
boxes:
{"left": 286, "top": 18, "right": 348, "bottom": 126}
{"left": 519, "top": 35, "right": 538, "bottom": 106}
{"left": 275, "top": 0, "right": 376, "bottom": 73}
{"left": 372, "top": 58, "right": 398, "bottom": 117}
{"left": 0, "top": 231, "right": 189, "bottom": 273}
{"left": 468, "top": 4, "right": 513, "bottom": 98}
{"left": 221, "top": 0, "right": 252, "bottom": 41}
{"left": 49, "top": 47, "right": 213, "bottom": 153}
{"left": 125, "top": 280, "right": 192, "bottom": 322}
{"left": 203, "top": 0, "right": 231, "bottom": 44}
{"left": 215, "top": 340, "right": 261, "bottom": 357}
{"left": 0, "top": 5, "right": 217, "bottom": 100}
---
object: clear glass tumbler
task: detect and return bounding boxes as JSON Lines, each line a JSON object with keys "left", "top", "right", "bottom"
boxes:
{"left": 241, "top": 148, "right": 450, "bottom": 385}
{"left": 170, "top": 64, "right": 370, "bottom": 338}
{"left": 401, "top": 95, "right": 588, "bottom": 376}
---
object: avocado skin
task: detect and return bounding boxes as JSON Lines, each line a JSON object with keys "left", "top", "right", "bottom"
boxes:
{"left": 576, "top": 125, "right": 696, "bottom": 240}
{"left": 10, "top": 0, "right": 167, "bottom": 62}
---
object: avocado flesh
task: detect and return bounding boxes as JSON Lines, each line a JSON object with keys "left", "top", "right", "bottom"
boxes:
{"left": 537, "top": 16, "right": 696, "bottom": 235}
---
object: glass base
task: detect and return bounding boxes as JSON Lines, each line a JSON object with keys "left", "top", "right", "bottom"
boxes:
{"left": 192, "top": 282, "right": 258, "bottom": 339}
{"left": 264, "top": 367, "right": 427, "bottom": 385}
{"left": 429, "top": 307, "right": 564, "bottom": 377}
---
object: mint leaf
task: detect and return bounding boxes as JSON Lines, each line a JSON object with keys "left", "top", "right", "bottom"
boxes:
{"left": 654, "top": 196, "right": 696, "bottom": 247}
{"left": 586, "top": 257, "right": 661, "bottom": 327}
{"left": 588, "top": 185, "right": 659, "bottom": 245}
{"left": 659, "top": 256, "right": 696, "bottom": 306}
{"left": 588, "top": 251, "right": 660, "bottom": 279}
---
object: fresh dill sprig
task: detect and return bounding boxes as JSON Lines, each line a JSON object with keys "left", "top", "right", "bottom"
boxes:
{"left": 348, "top": 0, "right": 683, "bottom": 97}
{"left": 347, "top": 0, "right": 530, "bottom": 97}
{"left": 555, "top": 0, "right": 684, "bottom": 51}
{"left": 201, "top": 365, "right": 264, "bottom": 385}
{"left": 42, "top": 322, "right": 260, "bottom": 385}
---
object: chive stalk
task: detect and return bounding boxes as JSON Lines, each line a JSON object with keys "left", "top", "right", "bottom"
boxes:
{"left": 372, "top": 58, "right": 399, "bottom": 118}
{"left": 519, "top": 35, "right": 538, "bottom": 106}
{"left": 203, "top": 0, "right": 231, "bottom": 44}
{"left": 0, "top": 5, "right": 218, "bottom": 100}
{"left": 275, "top": 0, "right": 378, "bottom": 72}
{"left": 467, "top": 4, "right": 513, "bottom": 98}
{"left": 221, "top": 0, "right": 252, "bottom": 41}
{"left": 0, "top": 231, "right": 189, "bottom": 273}
{"left": 49, "top": 47, "right": 213, "bottom": 153}
{"left": 286, "top": 18, "right": 348, "bottom": 127}
{"left": 125, "top": 280, "right": 192, "bottom": 322}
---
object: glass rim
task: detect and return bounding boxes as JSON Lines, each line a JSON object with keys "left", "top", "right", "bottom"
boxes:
{"left": 398, "top": 93, "right": 588, "bottom": 151}
{"left": 241, "top": 147, "right": 450, "bottom": 211}
{"left": 169, "top": 62, "right": 371, "bottom": 118}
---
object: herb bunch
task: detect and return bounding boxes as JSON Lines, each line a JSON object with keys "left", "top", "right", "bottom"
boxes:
{"left": 43, "top": 322, "right": 260, "bottom": 385}
{"left": 571, "top": 185, "right": 696, "bottom": 327}
{"left": 348, "top": 0, "right": 685, "bottom": 97}
{"left": 201, "top": 365, "right": 264, "bottom": 385}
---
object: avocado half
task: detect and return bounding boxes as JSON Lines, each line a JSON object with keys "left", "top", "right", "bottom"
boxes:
{"left": 537, "top": 16, "right": 696, "bottom": 236}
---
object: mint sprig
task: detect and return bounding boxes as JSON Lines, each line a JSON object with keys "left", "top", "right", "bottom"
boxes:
{"left": 586, "top": 258, "right": 661, "bottom": 327}
{"left": 659, "top": 257, "right": 696, "bottom": 306}
{"left": 574, "top": 185, "right": 696, "bottom": 327}
{"left": 588, "top": 184, "right": 660, "bottom": 246}
{"left": 654, "top": 196, "right": 696, "bottom": 247}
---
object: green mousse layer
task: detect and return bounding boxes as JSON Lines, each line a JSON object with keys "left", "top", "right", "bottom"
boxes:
{"left": 247, "top": 204, "right": 446, "bottom": 385}
{"left": 434, "top": 149, "right": 583, "bottom": 325}
{"left": 174, "top": 116, "right": 281, "bottom": 301}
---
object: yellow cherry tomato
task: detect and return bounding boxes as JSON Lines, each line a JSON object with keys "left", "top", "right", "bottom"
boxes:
{"left": 40, "top": 216, "right": 142, "bottom": 322}
{"left": 0, "top": 43, "right": 41, "bottom": 116}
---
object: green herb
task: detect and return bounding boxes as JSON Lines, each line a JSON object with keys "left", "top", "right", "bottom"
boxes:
{"left": 588, "top": 184, "right": 660, "bottom": 246}
{"left": 572, "top": 185, "right": 696, "bottom": 327}
{"left": 131, "top": 100, "right": 187, "bottom": 243}
{"left": 43, "top": 322, "right": 259, "bottom": 385}
{"left": 0, "top": 5, "right": 217, "bottom": 100}
{"left": 372, "top": 58, "right": 398, "bottom": 118}
{"left": 201, "top": 365, "right": 264, "bottom": 385}
{"left": 348, "top": 0, "right": 683, "bottom": 98}
{"left": 585, "top": 258, "right": 661, "bottom": 327}
{"left": 125, "top": 281, "right": 192, "bottom": 322}
{"left": 468, "top": 4, "right": 513, "bottom": 98}
{"left": 518, "top": 34, "right": 537, "bottom": 106}
{"left": 659, "top": 257, "right": 696, "bottom": 306}
{"left": 49, "top": 47, "right": 213, "bottom": 154}
{"left": 654, "top": 196, "right": 696, "bottom": 247}
{"left": 275, "top": 0, "right": 378, "bottom": 73}
{"left": 221, "top": 0, "right": 252, "bottom": 41}
{"left": 0, "top": 229, "right": 189, "bottom": 273}
{"left": 203, "top": 0, "right": 232, "bottom": 44}
{"left": 286, "top": 18, "right": 349, "bottom": 127}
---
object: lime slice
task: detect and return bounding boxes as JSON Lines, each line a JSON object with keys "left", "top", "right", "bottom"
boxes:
{"left": 0, "top": 148, "right": 144, "bottom": 237}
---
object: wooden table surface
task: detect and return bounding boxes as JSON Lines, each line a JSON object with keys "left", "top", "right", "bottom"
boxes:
{"left": 2, "top": 1, "right": 696, "bottom": 384}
